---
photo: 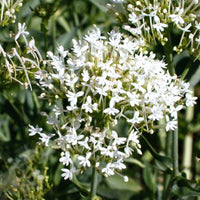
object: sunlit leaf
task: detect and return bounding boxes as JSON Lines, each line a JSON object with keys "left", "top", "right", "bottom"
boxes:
{"left": 106, "top": 174, "right": 142, "bottom": 192}
{"left": 143, "top": 161, "right": 156, "bottom": 192}
{"left": 125, "top": 157, "right": 144, "bottom": 168}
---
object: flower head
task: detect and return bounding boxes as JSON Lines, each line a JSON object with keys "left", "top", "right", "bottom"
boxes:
{"left": 30, "top": 27, "right": 196, "bottom": 181}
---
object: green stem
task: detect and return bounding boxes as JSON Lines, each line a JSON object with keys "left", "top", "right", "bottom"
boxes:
{"left": 44, "top": 30, "right": 48, "bottom": 57}
{"left": 41, "top": 19, "right": 49, "bottom": 57}
{"left": 52, "top": 15, "right": 56, "bottom": 54}
{"left": 172, "top": 127, "right": 179, "bottom": 176}
{"left": 164, "top": 25, "right": 175, "bottom": 76}
{"left": 163, "top": 132, "right": 172, "bottom": 197}
{"left": 180, "top": 60, "right": 192, "bottom": 81}
{"left": 90, "top": 166, "right": 98, "bottom": 199}
{"left": 182, "top": 90, "right": 194, "bottom": 179}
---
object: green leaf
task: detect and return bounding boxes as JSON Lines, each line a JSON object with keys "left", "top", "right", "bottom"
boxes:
{"left": 143, "top": 161, "right": 156, "bottom": 192}
{"left": 22, "top": 0, "right": 40, "bottom": 17}
{"left": 97, "top": 185, "right": 133, "bottom": 200}
{"left": 26, "top": 90, "right": 34, "bottom": 110}
{"left": 72, "top": 175, "right": 90, "bottom": 195}
{"left": 53, "top": 162, "right": 62, "bottom": 186}
{"left": 106, "top": 174, "right": 142, "bottom": 192}
{"left": 0, "top": 115, "right": 11, "bottom": 142}
{"left": 18, "top": 90, "right": 26, "bottom": 104}
{"left": 170, "top": 176, "right": 200, "bottom": 198}
{"left": 57, "top": 27, "right": 77, "bottom": 48}
{"left": 190, "top": 64, "right": 200, "bottom": 87}
{"left": 142, "top": 135, "right": 173, "bottom": 173}
{"left": 125, "top": 158, "right": 144, "bottom": 168}
{"left": 89, "top": 0, "right": 108, "bottom": 13}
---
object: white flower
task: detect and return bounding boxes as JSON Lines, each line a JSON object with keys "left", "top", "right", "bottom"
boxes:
{"left": 153, "top": 22, "right": 168, "bottom": 32}
{"left": 65, "top": 127, "right": 84, "bottom": 145}
{"left": 57, "top": 45, "right": 68, "bottom": 58}
{"left": 124, "top": 145, "right": 134, "bottom": 157}
{"left": 15, "top": 23, "right": 29, "bottom": 41}
{"left": 128, "top": 130, "right": 140, "bottom": 144}
{"left": 81, "top": 69, "right": 90, "bottom": 82}
{"left": 127, "top": 92, "right": 140, "bottom": 107}
{"left": 82, "top": 96, "right": 98, "bottom": 113}
{"left": 102, "top": 163, "right": 115, "bottom": 176}
{"left": 66, "top": 91, "right": 84, "bottom": 106}
{"left": 170, "top": 8, "right": 184, "bottom": 25}
{"left": 103, "top": 106, "right": 119, "bottom": 116}
{"left": 78, "top": 137, "right": 91, "bottom": 150}
{"left": 78, "top": 152, "right": 92, "bottom": 167}
{"left": 128, "top": 12, "right": 139, "bottom": 24}
{"left": 113, "top": 160, "right": 126, "bottom": 170}
{"left": 165, "top": 115, "right": 177, "bottom": 131}
{"left": 65, "top": 74, "right": 78, "bottom": 88}
{"left": 127, "top": 111, "right": 144, "bottom": 125}
{"left": 38, "top": 133, "right": 55, "bottom": 146}
{"left": 103, "top": 100, "right": 119, "bottom": 115}
{"left": 53, "top": 105, "right": 63, "bottom": 117}
{"left": 61, "top": 167, "right": 76, "bottom": 180}
{"left": 186, "top": 93, "right": 197, "bottom": 106}
{"left": 148, "top": 105, "right": 164, "bottom": 121}
{"left": 111, "top": 131, "right": 126, "bottom": 146}
{"left": 100, "top": 146, "right": 114, "bottom": 158}
{"left": 108, "top": 30, "right": 122, "bottom": 47}
{"left": 84, "top": 26, "right": 106, "bottom": 44}
{"left": 66, "top": 102, "right": 78, "bottom": 111}
{"left": 59, "top": 151, "right": 73, "bottom": 166}
{"left": 28, "top": 125, "right": 43, "bottom": 136}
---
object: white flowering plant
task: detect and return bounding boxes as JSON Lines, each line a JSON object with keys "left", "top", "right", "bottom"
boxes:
{"left": 28, "top": 25, "right": 198, "bottom": 198}
{"left": 1, "top": 0, "right": 200, "bottom": 199}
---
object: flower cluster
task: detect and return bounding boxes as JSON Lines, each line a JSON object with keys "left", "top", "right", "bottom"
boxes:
{"left": 0, "top": 23, "right": 42, "bottom": 89}
{"left": 0, "top": 0, "right": 23, "bottom": 26}
{"left": 109, "top": 0, "right": 200, "bottom": 59}
{"left": 29, "top": 27, "right": 196, "bottom": 181}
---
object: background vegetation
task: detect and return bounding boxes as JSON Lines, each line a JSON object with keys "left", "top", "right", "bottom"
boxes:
{"left": 0, "top": 0, "right": 200, "bottom": 199}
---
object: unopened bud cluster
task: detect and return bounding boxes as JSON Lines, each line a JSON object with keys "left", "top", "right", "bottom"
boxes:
{"left": 0, "top": 0, "right": 23, "bottom": 26}
{"left": 110, "top": 0, "right": 200, "bottom": 60}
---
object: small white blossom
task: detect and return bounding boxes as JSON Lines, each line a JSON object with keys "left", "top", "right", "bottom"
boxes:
{"left": 61, "top": 167, "right": 76, "bottom": 180}
{"left": 78, "top": 152, "right": 92, "bottom": 167}
{"left": 102, "top": 163, "right": 115, "bottom": 176}
{"left": 15, "top": 23, "right": 29, "bottom": 41}
{"left": 82, "top": 96, "right": 98, "bottom": 113}
{"left": 28, "top": 125, "right": 43, "bottom": 136}
{"left": 127, "top": 111, "right": 144, "bottom": 125}
{"left": 38, "top": 133, "right": 55, "bottom": 146}
{"left": 59, "top": 151, "right": 73, "bottom": 166}
{"left": 186, "top": 93, "right": 197, "bottom": 106}
{"left": 165, "top": 115, "right": 177, "bottom": 131}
